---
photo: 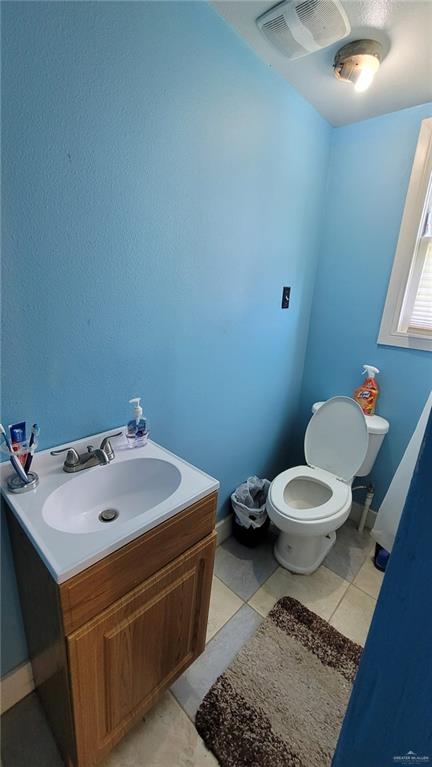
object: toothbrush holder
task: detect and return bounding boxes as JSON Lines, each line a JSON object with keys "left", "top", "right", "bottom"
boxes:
{"left": 7, "top": 471, "right": 39, "bottom": 493}
{"left": 1, "top": 440, "right": 40, "bottom": 493}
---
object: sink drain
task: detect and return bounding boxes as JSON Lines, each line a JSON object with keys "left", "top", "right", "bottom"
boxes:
{"left": 99, "top": 509, "right": 119, "bottom": 523}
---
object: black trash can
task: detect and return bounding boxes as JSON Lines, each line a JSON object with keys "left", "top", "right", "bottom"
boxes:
{"left": 232, "top": 513, "right": 270, "bottom": 547}
{"left": 231, "top": 476, "right": 270, "bottom": 548}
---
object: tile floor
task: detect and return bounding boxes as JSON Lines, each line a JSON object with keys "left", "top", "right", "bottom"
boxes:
{"left": 1, "top": 520, "right": 384, "bottom": 767}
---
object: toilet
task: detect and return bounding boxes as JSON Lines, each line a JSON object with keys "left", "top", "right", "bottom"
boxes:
{"left": 267, "top": 396, "right": 389, "bottom": 574}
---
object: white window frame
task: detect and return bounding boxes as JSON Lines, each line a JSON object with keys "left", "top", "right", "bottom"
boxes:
{"left": 378, "top": 117, "right": 432, "bottom": 353}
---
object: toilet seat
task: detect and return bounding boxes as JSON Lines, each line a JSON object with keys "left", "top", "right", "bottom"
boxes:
{"left": 304, "top": 396, "right": 368, "bottom": 482}
{"left": 268, "top": 465, "right": 350, "bottom": 522}
{"left": 267, "top": 398, "right": 371, "bottom": 574}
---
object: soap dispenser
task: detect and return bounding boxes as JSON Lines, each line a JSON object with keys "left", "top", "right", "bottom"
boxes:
{"left": 126, "top": 397, "right": 148, "bottom": 448}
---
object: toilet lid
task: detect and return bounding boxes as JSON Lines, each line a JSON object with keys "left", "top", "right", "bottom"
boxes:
{"left": 304, "top": 396, "right": 369, "bottom": 482}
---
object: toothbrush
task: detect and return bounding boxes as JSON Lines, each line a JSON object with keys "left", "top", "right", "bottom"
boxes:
{"left": 0, "top": 424, "right": 30, "bottom": 484}
{"left": 24, "top": 424, "right": 40, "bottom": 473}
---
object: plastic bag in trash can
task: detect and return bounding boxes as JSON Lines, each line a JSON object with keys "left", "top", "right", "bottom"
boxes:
{"left": 231, "top": 476, "right": 270, "bottom": 529}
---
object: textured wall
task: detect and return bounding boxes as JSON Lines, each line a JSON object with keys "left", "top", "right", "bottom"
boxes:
{"left": 299, "top": 103, "right": 432, "bottom": 508}
{"left": 1, "top": 1, "right": 330, "bottom": 674}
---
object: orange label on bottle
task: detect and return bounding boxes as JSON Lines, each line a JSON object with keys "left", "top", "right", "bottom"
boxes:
{"left": 353, "top": 380, "right": 379, "bottom": 416}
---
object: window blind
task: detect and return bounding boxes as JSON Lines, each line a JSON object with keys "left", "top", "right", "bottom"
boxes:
{"left": 408, "top": 237, "right": 432, "bottom": 332}
{"left": 400, "top": 185, "right": 432, "bottom": 337}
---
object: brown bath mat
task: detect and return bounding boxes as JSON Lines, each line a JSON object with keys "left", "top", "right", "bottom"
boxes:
{"left": 196, "top": 597, "right": 362, "bottom": 767}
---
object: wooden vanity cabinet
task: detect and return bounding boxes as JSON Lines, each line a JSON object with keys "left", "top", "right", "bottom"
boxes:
{"left": 68, "top": 536, "right": 214, "bottom": 766}
{"left": 7, "top": 492, "right": 217, "bottom": 767}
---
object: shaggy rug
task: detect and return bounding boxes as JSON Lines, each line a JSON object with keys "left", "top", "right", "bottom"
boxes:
{"left": 195, "top": 596, "right": 362, "bottom": 767}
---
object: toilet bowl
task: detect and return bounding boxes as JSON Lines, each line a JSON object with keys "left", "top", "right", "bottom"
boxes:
{"left": 267, "top": 396, "right": 369, "bottom": 574}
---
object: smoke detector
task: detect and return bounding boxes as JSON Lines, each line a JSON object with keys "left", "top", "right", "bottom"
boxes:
{"left": 334, "top": 40, "right": 384, "bottom": 93}
{"left": 256, "top": 0, "right": 350, "bottom": 60}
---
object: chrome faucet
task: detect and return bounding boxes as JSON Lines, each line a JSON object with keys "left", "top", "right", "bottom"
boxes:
{"left": 51, "top": 432, "right": 122, "bottom": 473}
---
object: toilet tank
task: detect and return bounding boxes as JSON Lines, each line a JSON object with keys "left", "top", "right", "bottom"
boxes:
{"left": 311, "top": 401, "right": 389, "bottom": 477}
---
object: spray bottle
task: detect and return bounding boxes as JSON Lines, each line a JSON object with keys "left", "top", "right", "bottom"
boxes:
{"left": 353, "top": 365, "right": 380, "bottom": 416}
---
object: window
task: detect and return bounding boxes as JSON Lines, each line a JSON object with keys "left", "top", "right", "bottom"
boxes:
{"left": 378, "top": 118, "right": 432, "bottom": 352}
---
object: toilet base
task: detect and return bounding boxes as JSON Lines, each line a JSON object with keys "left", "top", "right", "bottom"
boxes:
{"left": 274, "top": 530, "right": 336, "bottom": 575}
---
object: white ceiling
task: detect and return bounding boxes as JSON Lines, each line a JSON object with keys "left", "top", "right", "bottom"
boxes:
{"left": 211, "top": 0, "right": 432, "bottom": 126}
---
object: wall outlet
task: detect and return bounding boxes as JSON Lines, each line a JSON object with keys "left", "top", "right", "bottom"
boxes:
{"left": 281, "top": 286, "right": 291, "bottom": 309}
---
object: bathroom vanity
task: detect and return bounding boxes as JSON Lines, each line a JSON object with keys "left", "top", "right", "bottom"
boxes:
{"left": 2, "top": 432, "right": 219, "bottom": 767}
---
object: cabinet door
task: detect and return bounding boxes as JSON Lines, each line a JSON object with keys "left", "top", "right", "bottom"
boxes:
{"left": 67, "top": 533, "right": 215, "bottom": 767}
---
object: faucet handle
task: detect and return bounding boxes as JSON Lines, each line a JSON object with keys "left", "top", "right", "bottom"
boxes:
{"left": 50, "top": 447, "right": 80, "bottom": 467}
{"left": 99, "top": 431, "right": 123, "bottom": 461}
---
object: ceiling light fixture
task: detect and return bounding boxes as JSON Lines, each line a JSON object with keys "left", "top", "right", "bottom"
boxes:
{"left": 334, "top": 39, "right": 383, "bottom": 93}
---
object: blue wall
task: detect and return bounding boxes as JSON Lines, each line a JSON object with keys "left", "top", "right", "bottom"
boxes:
{"left": 1, "top": 1, "right": 330, "bottom": 674}
{"left": 300, "top": 103, "right": 432, "bottom": 508}
{"left": 0, "top": 510, "right": 29, "bottom": 678}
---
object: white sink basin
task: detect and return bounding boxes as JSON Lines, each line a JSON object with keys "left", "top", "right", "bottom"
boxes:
{"left": 1, "top": 430, "right": 219, "bottom": 582}
{"left": 42, "top": 458, "right": 182, "bottom": 534}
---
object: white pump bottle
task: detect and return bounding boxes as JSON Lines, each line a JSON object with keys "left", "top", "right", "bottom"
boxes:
{"left": 127, "top": 397, "right": 147, "bottom": 447}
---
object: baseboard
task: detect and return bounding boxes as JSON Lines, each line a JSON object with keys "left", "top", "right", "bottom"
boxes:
{"left": 0, "top": 661, "right": 34, "bottom": 714}
{"left": 216, "top": 513, "right": 232, "bottom": 545}
{"left": 349, "top": 500, "right": 377, "bottom": 531}
{"left": 216, "top": 506, "right": 377, "bottom": 536}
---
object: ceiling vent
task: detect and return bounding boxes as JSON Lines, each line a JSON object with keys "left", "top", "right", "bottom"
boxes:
{"left": 256, "top": 0, "right": 350, "bottom": 60}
